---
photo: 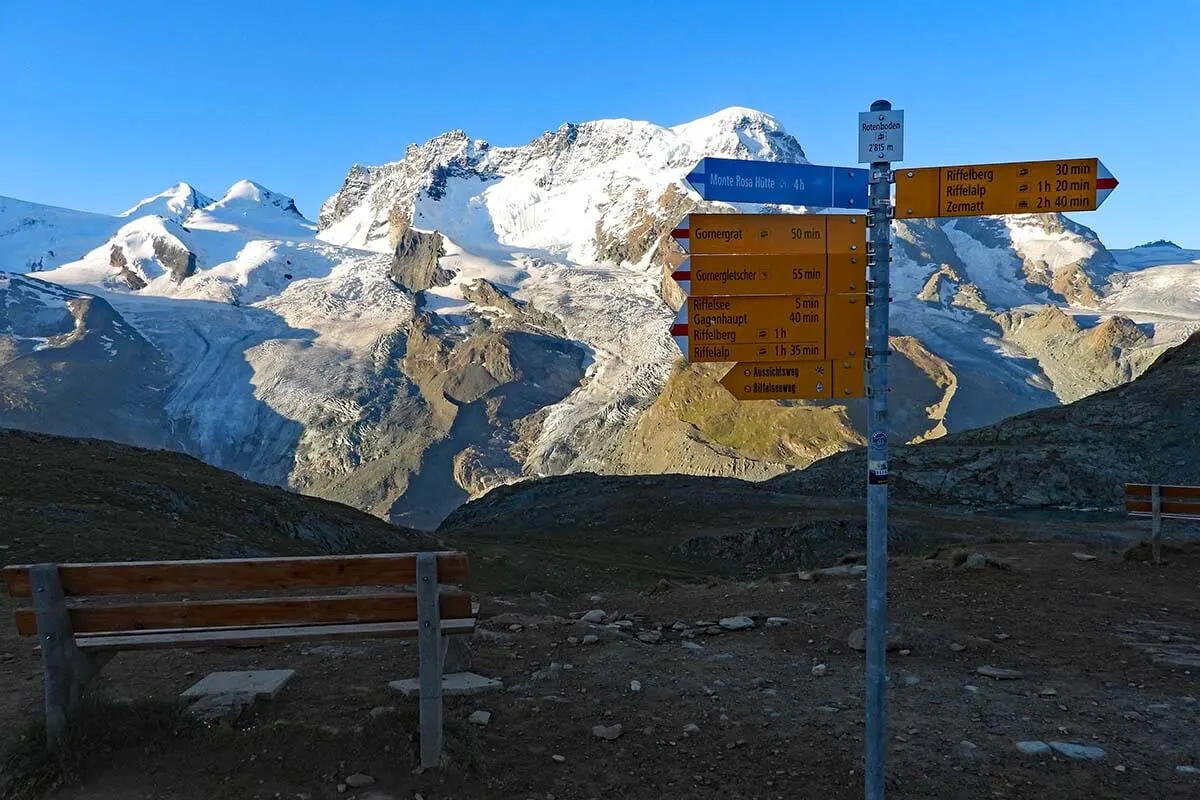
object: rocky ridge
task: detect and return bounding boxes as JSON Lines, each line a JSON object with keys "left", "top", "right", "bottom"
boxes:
{"left": 767, "top": 330, "right": 1200, "bottom": 508}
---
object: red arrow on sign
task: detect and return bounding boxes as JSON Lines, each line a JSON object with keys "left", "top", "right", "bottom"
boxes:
{"left": 670, "top": 258, "right": 692, "bottom": 294}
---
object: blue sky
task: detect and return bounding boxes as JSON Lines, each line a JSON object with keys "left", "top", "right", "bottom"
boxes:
{"left": 1, "top": 0, "right": 1195, "bottom": 248}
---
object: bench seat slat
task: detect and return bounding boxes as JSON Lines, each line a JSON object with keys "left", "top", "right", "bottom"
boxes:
{"left": 3, "top": 551, "right": 469, "bottom": 598}
{"left": 73, "top": 618, "right": 476, "bottom": 651}
{"left": 1125, "top": 499, "right": 1200, "bottom": 516}
{"left": 1125, "top": 484, "right": 1200, "bottom": 500}
{"left": 1127, "top": 511, "right": 1200, "bottom": 521}
{"left": 12, "top": 590, "right": 472, "bottom": 636}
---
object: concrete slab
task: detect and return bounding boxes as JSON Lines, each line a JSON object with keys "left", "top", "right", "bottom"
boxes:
{"left": 389, "top": 671, "right": 503, "bottom": 697}
{"left": 181, "top": 669, "right": 296, "bottom": 700}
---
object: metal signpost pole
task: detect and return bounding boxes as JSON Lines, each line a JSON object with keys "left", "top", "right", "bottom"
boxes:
{"left": 863, "top": 98, "right": 896, "bottom": 800}
{"left": 674, "top": 100, "right": 1117, "bottom": 800}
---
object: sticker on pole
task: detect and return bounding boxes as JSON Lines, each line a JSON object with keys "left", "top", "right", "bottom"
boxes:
{"left": 858, "top": 109, "right": 904, "bottom": 163}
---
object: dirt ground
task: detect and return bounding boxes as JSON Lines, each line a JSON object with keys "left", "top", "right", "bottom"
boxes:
{"left": 2, "top": 535, "right": 1199, "bottom": 800}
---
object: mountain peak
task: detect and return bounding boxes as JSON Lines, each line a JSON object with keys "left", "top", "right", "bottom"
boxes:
{"left": 119, "top": 182, "right": 214, "bottom": 222}
{"left": 670, "top": 106, "right": 805, "bottom": 163}
{"left": 219, "top": 179, "right": 272, "bottom": 203}
{"left": 677, "top": 106, "right": 782, "bottom": 128}
{"left": 209, "top": 180, "right": 303, "bottom": 217}
{"left": 316, "top": 107, "right": 811, "bottom": 250}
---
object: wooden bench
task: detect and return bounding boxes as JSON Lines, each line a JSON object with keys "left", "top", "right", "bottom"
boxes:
{"left": 1125, "top": 484, "right": 1200, "bottom": 563}
{"left": 3, "top": 551, "right": 474, "bottom": 768}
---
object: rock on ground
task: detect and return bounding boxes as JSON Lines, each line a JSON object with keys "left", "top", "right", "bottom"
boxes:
{"left": 819, "top": 564, "right": 867, "bottom": 577}
{"left": 848, "top": 625, "right": 906, "bottom": 652}
{"left": 963, "top": 553, "right": 989, "bottom": 570}
{"left": 977, "top": 665, "right": 1023, "bottom": 680}
{"left": 592, "top": 723, "right": 623, "bottom": 740}
{"left": 719, "top": 616, "right": 754, "bottom": 631}
{"left": 1049, "top": 741, "right": 1106, "bottom": 760}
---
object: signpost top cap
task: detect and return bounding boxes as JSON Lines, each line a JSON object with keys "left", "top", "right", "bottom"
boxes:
{"left": 870, "top": 99, "right": 892, "bottom": 112}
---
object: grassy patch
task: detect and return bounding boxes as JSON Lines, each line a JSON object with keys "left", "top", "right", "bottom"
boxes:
{"left": 0, "top": 692, "right": 485, "bottom": 799}
{"left": 0, "top": 721, "right": 58, "bottom": 800}
{"left": 459, "top": 535, "right": 719, "bottom": 596}
{"left": 661, "top": 362, "right": 857, "bottom": 464}
{"left": 1122, "top": 540, "right": 1200, "bottom": 562}
{"left": 0, "top": 697, "right": 185, "bottom": 800}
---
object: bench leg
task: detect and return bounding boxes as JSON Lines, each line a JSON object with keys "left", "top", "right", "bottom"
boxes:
{"left": 1151, "top": 485, "right": 1162, "bottom": 565}
{"left": 31, "top": 564, "right": 98, "bottom": 751}
{"left": 415, "top": 553, "right": 443, "bottom": 769}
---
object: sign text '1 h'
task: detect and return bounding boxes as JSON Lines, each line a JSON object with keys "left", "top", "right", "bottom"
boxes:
{"left": 895, "top": 158, "right": 1118, "bottom": 218}
{"left": 684, "top": 157, "right": 868, "bottom": 209}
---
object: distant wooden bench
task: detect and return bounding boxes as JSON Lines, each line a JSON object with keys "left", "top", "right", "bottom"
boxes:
{"left": 3, "top": 551, "right": 473, "bottom": 768}
{"left": 1125, "top": 484, "right": 1200, "bottom": 563}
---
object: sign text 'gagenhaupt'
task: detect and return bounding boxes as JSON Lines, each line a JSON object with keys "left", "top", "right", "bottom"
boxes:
{"left": 671, "top": 294, "right": 866, "bottom": 363}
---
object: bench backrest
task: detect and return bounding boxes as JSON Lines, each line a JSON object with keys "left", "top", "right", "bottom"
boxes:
{"left": 3, "top": 551, "right": 470, "bottom": 637}
{"left": 1125, "top": 484, "right": 1200, "bottom": 521}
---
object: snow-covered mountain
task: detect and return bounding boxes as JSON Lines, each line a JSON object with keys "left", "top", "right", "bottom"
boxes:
{"left": 0, "top": 196, "right": 127, "bottom": 273}
{"left": 1112, "top": 240, "right": 1200, "bottom": 270}
{"left": 2, "top": 107, "right": 1197, "bottom": 528}
{"left": 118, "top": 182, "right": 214, "bottom": 223}
{"left": 0, "top": 273, "right": 172, "bottom": 446}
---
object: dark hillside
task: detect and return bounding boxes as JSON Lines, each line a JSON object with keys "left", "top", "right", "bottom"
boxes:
{"left": 0, "top": 428, "right": 436, "bottom": 565}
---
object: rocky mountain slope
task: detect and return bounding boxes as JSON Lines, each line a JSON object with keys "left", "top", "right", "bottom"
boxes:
{"left": 0, "top": 274, "right": 172, "bottom": 447}
{"left": 1, "top": 108, "right": 1198, "bottom": 528}
{"left": 0, "top": 427, "right": 435, "bottom": 566}
{"left": 442, "top": 329, "right": 1200, "bottom": 546}
{"left": 766, "top": 329, "right": 1200, "bottom": 509}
